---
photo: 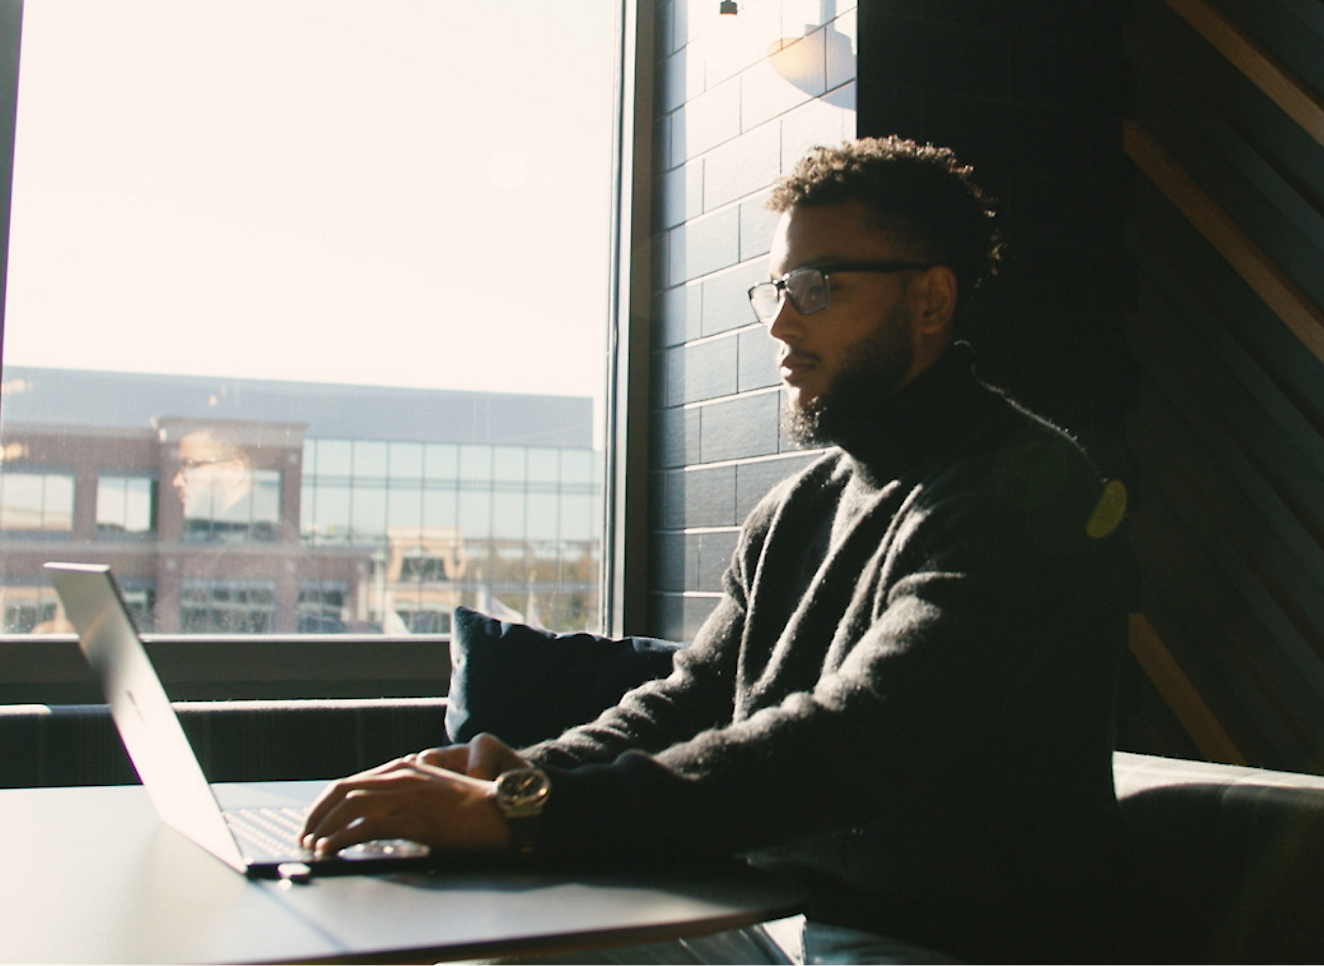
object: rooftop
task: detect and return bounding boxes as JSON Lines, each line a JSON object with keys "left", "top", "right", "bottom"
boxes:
{"left": 0, "top": 367, "right": 594, "bottom": 449}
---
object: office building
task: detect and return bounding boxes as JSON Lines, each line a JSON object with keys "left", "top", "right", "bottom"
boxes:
{"left": 0, "top": 366, "right": 601, "bottom": 635}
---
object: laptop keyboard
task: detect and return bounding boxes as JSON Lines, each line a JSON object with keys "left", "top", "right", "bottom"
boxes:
{"left": 225, "top": 806, "right": 310, "bottom": 862}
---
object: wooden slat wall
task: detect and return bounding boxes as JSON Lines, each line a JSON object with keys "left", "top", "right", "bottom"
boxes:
{"left": 1126, "top": 0, "right": 1324, "bottom": 771}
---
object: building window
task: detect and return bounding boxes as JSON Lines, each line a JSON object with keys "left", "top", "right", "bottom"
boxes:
{"left": 0, "top": 582, "right": 59, "bottom": 633}
{"left": 298, "top": 581, "right": 349, "bottom": 633}
{"left": 0, "top": 470, "right": 73, "bottom": 534}
{"left": 119, "top": 584, "right": 157, "bottom": 634}
{"left": 96, "top": 475, "right": 157, "bottom": 539}
{"left": 182, "top": 466, "right": 281, "bottom": 544}
{"left": 181, "top": 580, "right": 276, "bottom": 634}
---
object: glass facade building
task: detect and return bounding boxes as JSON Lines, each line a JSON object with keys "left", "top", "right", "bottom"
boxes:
{"left": 0, "top": 367, "right": 600, "bottom": 637}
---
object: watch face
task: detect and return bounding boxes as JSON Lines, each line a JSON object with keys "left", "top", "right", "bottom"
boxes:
{"left": 497, "top": 768, "right": 551, "bottom": 812}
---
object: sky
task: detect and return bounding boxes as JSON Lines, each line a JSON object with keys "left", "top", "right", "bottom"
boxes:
{"left": 3, "top": 1, "right": 618, "bottom": 412}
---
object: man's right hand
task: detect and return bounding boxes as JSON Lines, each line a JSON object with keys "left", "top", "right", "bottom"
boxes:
{"left": 411, "top": 732, "right": 531, "bottom": 781}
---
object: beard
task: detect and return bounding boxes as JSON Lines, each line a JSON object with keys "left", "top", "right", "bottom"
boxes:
{"left": 783, "top": 305, "right": 916, "bottom": 451}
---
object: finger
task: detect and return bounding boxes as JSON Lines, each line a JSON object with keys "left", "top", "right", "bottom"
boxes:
{"left": 303, "top": 775, "right": 422, "bottom": 851}
{"left": 304, "top": 767, "right": 472, "bottom": 853}
{"left": 306, "top": 797, "right": 395, "bottom": 856}
{"left": 300, "top": 759, "right": 423, "bottom": 838}
{"left": 414, "top": 745, "right": 467, "bottom": 772}
{"left": 467, "top": 733, "right": 530, "bottom": 780}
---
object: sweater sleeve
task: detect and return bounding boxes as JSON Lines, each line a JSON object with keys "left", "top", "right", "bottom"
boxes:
{"left": 520, "top": 491, "right": 775, "bottom": 771}
{"left": 530, "top": 445, "right": 1122, "bottom": 869}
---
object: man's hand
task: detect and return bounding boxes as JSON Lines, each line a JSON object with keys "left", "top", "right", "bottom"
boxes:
{"left": 411, "top": 732, "right": 532, "bottom": 780}
{"left": 299, "top": 757, "right": 510, "bottom": 856}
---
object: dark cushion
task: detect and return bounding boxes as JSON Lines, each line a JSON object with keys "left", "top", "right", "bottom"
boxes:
{"left": 445, "top": 606, "right": 684, "bottom": 747}
{"left": 1119, "top": 780, "right": 1324, "bottom": 963}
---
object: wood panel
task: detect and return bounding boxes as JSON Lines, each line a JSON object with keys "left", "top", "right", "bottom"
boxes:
{"left": 1126, "top": 0, "right": 1324, "bottom": 771}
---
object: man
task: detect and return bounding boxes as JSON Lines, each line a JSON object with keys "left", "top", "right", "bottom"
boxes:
{"left": 302, "top": 137, "right": 1127, "bottom": 963}
{"left": 172, "top": 425, "right": 261, "bottom": 538}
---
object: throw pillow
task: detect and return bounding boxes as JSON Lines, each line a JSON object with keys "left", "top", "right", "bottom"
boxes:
{"left": 445, "top": 605, "right": 685, "bottom": 747}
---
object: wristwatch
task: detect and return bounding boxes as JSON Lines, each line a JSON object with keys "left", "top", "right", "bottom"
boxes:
{"left": 492, "top": 767, "right": 552, "bottom": 854}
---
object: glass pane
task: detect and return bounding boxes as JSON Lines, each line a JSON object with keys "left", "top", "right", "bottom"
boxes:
{"left": 492, "top": 491, "right": 526, "bottom": 540}
{"left": 1, "top": 474, "right": 44, "bottom": 530}
{"left": 424, "top": 444, "right": 458, "bottom": 481}
{"left": 493, "top": 447, "right": 526, "bottom": 482}
{"left": 315, "top": 440, "right": 353, "bottom": 479}
{"left": 459, "top": 445, "right": 493, "bottom": 482}
{"left": 0, "top": 471, "right": 74, "bottom": 533}
{"left": 1, "top": 0, "right": 615, "bottom": 637}
{"left": 526, "top": 493, "right": 560, "bottom": 541}
{"left": 97, "top": 475, "right": 156, "bottom": 537}
{"left": 352, "top": 441, "right": 389, "bottom": 481}
{"left": 458, "top": 490, "right": 492, "bottom": 540}
{"left": 387, "top": 485, "right": 423, "bottom": 534}
{"left": 350, "top": 485, "right": 388, "bottom": 544}
{"left": 389, "top": 442, "right": 424, "bottom": 481}
{"left": 563, "top": 450, "right": 595, "bottom": 485}
{"left": 422, "top": 487, "right": 458, "bottom": 532}
{"left": 561, "top": 494, "right": 595, "bottom": 542}
{"left": 527, "top": 448, "right": 560, "bottom": 484}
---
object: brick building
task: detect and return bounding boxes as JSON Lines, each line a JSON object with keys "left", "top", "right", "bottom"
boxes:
{"left": 0, "top": 366, "right": 600, "bottom": 635}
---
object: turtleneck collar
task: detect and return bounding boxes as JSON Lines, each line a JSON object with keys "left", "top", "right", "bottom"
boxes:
{"left": 838, "top": 341, "right": 995, "bottom": 484}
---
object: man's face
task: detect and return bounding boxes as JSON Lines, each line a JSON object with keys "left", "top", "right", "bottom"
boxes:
{"left": 173, "top": 432, "right": 253, "bottom": 516}
{"left": 765, "top": 201, "right": 929, "bottom": 426}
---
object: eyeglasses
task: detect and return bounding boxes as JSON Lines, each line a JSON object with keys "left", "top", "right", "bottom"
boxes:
{"left": 747, "top": 261, "right": 931, "bottom": 324}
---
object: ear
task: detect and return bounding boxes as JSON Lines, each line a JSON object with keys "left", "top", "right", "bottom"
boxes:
{"left": 912, "top": 265, "right": 958, "bottom": 335}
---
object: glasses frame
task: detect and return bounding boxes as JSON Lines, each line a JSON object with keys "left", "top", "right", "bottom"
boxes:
{"left": 747, "top": 261, "right": 932, "bottom": 324}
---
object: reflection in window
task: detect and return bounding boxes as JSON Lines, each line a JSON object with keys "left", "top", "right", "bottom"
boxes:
{"left": 182, "top": 467, "right": 281, "bottom": 543}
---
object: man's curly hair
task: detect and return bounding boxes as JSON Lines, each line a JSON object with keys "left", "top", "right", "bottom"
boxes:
{"left": 769, "top": 137, "right": 1004, "bottom": 321}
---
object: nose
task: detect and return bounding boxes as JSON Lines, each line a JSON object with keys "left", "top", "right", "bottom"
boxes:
{"left": 766, "top": 293, "right": 805, "bottom": 344}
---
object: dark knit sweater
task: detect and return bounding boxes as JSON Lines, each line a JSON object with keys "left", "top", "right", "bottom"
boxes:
{"left": 525, "top": 345, "right": 1127, "bottom": 963}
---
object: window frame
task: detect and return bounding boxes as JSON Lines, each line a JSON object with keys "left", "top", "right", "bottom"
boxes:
{"left": 0, "top": 0, "right": 648, "bottom": 700}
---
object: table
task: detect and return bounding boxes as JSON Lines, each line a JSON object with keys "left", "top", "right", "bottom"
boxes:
{"left": 2, "top": 780, "right": 804, "bottom": 964}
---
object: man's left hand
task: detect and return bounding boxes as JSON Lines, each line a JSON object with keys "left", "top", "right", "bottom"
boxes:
{"left": 299, "top": 757, "right": 510, "bottom": 856}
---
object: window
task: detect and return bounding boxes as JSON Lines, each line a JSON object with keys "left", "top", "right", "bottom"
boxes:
{"left": 182, "top": 467, "right": 281, "bottom": 544}
{"left": 181, "top": 580, "right": 277, "bottom": 634}
{"left": 0, "top": 469, "right": 73, "bottom": 534}
{"left": 96, "top": 475, "right": 158, "bottom": 539}
{"left": 0, "top": 1, "right": 620, "bottom": 662}
{"left": 0, "top": 583, "right": 58, "bottom": 634}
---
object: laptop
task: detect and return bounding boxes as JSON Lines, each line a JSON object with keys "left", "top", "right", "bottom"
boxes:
{"left": 44, "top": 561, "right": 438, "bottom": 880}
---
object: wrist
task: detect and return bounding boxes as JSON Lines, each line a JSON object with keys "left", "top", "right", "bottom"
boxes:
{"left": 492, "top": 767, "right": 552, "bottom": 855}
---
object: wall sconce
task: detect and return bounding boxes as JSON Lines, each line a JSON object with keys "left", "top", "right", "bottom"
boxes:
{"left": 719, "top": 1, "right": 738, "bottom": 14}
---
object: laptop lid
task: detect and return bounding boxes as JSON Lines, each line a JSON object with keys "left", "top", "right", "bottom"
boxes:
{"left": 44, "top": 562, "right": 250, "bottom": 872}
{"left": 44, "top": 561, "right": 436, "bottom": 879}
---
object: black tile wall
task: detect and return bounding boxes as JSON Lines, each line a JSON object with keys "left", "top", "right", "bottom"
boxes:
{"left": 853, "top": 0, "right": 1130, "bottom": 474}
{"left": 645, "top": 1, "right": 858, "bottom": 639}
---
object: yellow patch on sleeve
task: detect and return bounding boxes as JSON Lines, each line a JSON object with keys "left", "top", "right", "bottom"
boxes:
{"left": 1086, "top": 479, "right": 1127, "bottom": 539}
